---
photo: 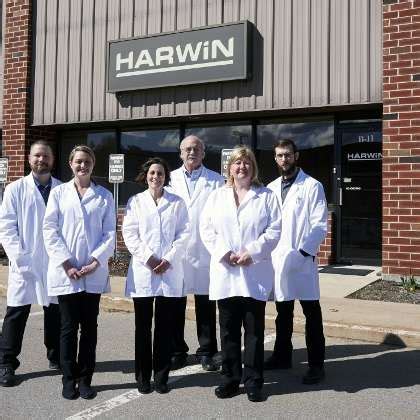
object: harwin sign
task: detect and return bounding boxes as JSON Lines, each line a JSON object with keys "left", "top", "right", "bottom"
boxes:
{"left": 107, "top": 21, "right": 250, "bottom": 92}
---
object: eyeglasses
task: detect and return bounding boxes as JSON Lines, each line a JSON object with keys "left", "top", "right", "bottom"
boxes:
{"left": 275, "top": 153, "right": 294, "bottom": 161}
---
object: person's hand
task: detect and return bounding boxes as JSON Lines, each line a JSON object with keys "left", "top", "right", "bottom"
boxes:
{"left": 221, "top": 251, "right": 240, "bottom": 266}
{"left": 62, "top": 260, "right": 81, "bottom": 280}
{"left": 146, "top": 255, "right": 161, "bottom": 270}
{"left": 78, "top": 258, "right": 99, "bottom": 277}
{"left": 153, "top": 259, "right": 170, "bottom": 274}
{"left": 236, "top": 251, "right": 253, "bottom": 266}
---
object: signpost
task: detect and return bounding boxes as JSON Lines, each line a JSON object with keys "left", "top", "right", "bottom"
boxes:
{"left": 109, "top": 154, "right": 124, "bottom": 258}
{"left": 221, "top": 149, "right": 234, "bottom": 179}
{"left": 0, "top": 158, "right": 8, "bottom": 204}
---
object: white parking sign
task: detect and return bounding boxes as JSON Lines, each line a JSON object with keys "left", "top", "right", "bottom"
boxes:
{"left": 221, "top": 149, "right": 234, "bottom": 179}
{"left": 109, "top": 154, "right": 124, "bottom": 183}
{"left": 0, "top": 158, "right": 8, "bottom": 183}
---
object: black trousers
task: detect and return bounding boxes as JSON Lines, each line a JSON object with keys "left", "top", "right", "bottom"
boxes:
{"left": 172, "top": 295, "right": 218, "bottom": 357}
{"left": 58, "top": 292, "right": 101, "bottom": 386}
{"left": 133, "top": 296, "right": 181, "bottom": 385}
{"left": 218, "top": 297, "right": 266, "bottom": 389}
{"left": 273, "top": 300, "right": 325, "bottom": 368}
{"left": 0, "top": 303, "right": 60, "bottom": 370}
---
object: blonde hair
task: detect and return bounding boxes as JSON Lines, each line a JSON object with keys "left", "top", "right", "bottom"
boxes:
{"left": 69, "top": 145, "right": 96, "bottom": 164}
{"left": 226, "top": 146, "right": 262, "bottom": 187}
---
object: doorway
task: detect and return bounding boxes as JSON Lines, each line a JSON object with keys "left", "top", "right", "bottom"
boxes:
{"left": 336, "top": 123, "right": 382, "bottom": 265}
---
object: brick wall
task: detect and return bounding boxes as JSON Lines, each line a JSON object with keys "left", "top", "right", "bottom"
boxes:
{"left": 383, "top": 0, "right": 420, "bottom": 280}
{"left": 2, "top": 0, "right": 55, "bottom": 182}
{"left": 318, "top": 211, "right": 335, "bottom": 266}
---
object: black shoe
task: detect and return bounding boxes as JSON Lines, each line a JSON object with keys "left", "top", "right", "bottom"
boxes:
{"left": 0, "top": 367, "right": 16, "bottom": 387}
{"left": 137, "top": 381, "right": 152, "bottom": 394}
{"left": 79, "top": 382, "right": 97, "bottom": 399}
{"left": 155, "top": 383, "right": 169, "bottom": 394}
{"left": 214, "top": 383, "right": 240, "bottom": 399}
{"left": 302, "top": 366, "right": 325, "bottom": 384}
{"left": 263, "top": 355, "right": 292, "bottom": 370}
{"left": 246, "top": 387, "right": 264, "bottom": 403}
{"left": 200, "top": 355, "right": 219, "bottom": 372}
{"left": 170, "top": 354, "right": 188, "bottom": 370}
{"left": 48, "top": 360, "right": 60, "bottom": 370}
{"left": 62, "top": 382, "right": 79, "bottom": 400}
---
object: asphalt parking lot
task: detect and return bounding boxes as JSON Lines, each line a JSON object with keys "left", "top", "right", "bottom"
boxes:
{"left": 1, "top": 296, "right": 420, "bottom": 419}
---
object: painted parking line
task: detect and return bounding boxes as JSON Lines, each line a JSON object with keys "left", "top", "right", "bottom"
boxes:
{"left": 0, "top": 310, "right": 44, "bottom": 326}
{"left": 67, "top": 333, "right": 276, "bottom": 420}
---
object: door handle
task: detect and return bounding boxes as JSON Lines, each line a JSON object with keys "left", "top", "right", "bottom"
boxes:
{"left": 339, "top": 187, "right": 343, "bottom": 206}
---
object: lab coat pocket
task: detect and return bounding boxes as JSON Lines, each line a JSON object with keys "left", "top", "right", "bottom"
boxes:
{"left": 286, "top": 249, "right": 311, "bottom": 274}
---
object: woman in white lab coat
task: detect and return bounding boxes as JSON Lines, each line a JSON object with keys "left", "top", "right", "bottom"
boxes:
{"left": 43, "top": 145, "right": 116, "bottom": 400}
{"left": 200, "top": 146, "right": 281, "bottom": 403}
{"left": 122, "top": 157, "right": 189, "bottom": 395}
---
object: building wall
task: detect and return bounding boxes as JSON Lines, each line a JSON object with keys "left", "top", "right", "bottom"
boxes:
{"left": 31, "top": 0, "right": 382, "bottom": 126}
{"left": 383, "top": 0, "right": 420, "bottom": 280}
{"left": 0, "top": 0, "right": 4, "bottom": 129}
{"left": 2, "top": 0, "right": 55, "bottom": 181}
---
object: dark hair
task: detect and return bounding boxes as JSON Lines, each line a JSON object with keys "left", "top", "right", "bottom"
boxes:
{"left": 30, "top": 140, "right": 54, "bottom": 155}
{"left": 136, "top": 157, "right": 171, "bottom": 187}
{"left": 273, "top": 139, "right": 298, "bottom": 154}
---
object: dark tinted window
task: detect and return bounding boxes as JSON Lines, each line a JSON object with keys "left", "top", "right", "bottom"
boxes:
{"left": 256, "top": 120, "right": 334, "bottom": 202}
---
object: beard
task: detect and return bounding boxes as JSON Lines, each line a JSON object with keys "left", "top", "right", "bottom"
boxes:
{"left": 31, "top": 163, "right": 52, "bottom": 175}
{"left": 279, "top": 162, "right": 297, "bottom": 177}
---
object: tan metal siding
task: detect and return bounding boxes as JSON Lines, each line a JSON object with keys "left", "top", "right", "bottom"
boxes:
{"left": 31, "top": 0, "right": 383, "bottom": 126}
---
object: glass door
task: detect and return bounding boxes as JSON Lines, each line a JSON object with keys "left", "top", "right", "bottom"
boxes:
{"left": 336, "top": 124, "right": 382, "bottom": 264}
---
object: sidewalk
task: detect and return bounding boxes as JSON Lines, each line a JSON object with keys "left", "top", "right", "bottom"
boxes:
{"left": 1, "top": 265, "right": 420, "bottom": 348}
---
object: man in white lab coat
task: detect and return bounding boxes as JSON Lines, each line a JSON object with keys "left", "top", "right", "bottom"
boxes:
{"left": 169, "top": 135, "right": 225, "bottom": 371}
{"left": 266, "top": 139, "right": 328, "bottom": 384}
{"left": 0, "top": 141, "right": 61, "bottom": 387}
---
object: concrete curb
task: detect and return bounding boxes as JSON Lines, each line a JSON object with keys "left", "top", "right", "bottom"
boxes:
{"left": 2, "top": 284, "right": 420, "bottom": 349}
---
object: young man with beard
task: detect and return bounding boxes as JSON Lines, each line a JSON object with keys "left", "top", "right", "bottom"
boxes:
{"left": 266, "top": 139, "right": 328, "bottom": 384}
{"left": 0, "top": 141, "right": 61, "bottom": 387}
{"left": 169, "top": 135, "right": 224, "bottom": 371}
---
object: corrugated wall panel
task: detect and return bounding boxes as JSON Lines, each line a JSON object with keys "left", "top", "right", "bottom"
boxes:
{"left": 160, "top": 0, "right": 177, "bottom": 117}
{"left": 205, "top": 0, "right": 223, "bottom": 114}
{"left": 118, "top": 0, "right": 134, "bottom": 121}
{"left": 131, "top": 0, "right": 149, "bottom": 119}
{"left": 370, "top": 0, "right": 382, "bottom": 102}
{"left": 238, "top": 0, "right": 257, "bottom": 112}
{"left": 330, "top": 0, "right": 349, "bottom": 105}
{"left": 55, "top": 1, "right": 69, "bottom": 123}
{"left": 273, "top": 0, "right": 292, "bottom": 109}
{"left": 311, "top": 0, "right": 329, "bottom": 106}
{"left": 31, "top": 0, "right": 383, "bottom": 126}
{"left": 190, "top": 0, "right": 209, "bottom": 116}
{"left": 92, "top": 1, "right": 107, "bottom": 121}
{"left": 43, "top": 0, "right": 58, "bottom": 124}
{"left": 79, "top": 0, "right": 95, "bottom": 122}
{"left": 105, "top": 0, "right": 120, "bottom": 121}
{"left": 67, "top": 0, "right": 82, "bottom": 122}
{"left": 349, "top": 0, "right": 369, "bottom": 103}
{"left": 292, "top": 0, "right": 310, "bottom": 107}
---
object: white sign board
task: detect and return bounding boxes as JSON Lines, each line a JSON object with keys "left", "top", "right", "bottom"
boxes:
{"left": 0, "top": 158, "right": 8, "bottom": 183}
{"left": 221, "top": 149, "right": 234, "bottom": 179}
{"left": 109, "top": 154, "right": 125, "bottom": 183}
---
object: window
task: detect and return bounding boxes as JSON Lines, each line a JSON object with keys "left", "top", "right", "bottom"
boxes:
{"left": 60, "top": 130, "right": 117, "bottom": 191}
{"left": 185, "top": 123, "right": 252, "bottom": 174}
{"left": 256, "top": 119, "right": 334, "bottom": 202}
{"left": 120, "top": 128, "right": 180, "bottom": 204}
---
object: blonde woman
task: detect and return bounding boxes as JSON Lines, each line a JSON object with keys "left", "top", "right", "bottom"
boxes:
{"left": 43, "top": 145, "right": 115, "bottom": 400}
{"left": 200, "top": 146, "right": 281, "bottom": 402}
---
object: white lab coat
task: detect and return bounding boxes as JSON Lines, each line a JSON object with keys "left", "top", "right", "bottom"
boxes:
{"left": 123, "top": 189, "right": 190, "bottom": 298}
{"left": 200, "top": 185, "right": 281, "bottom": 301}
{"left": 43, "top": 180, "right": 116, "bottom": 296}
{"left": 0, "top": 174, "right": 61, "bottom": 307}
{"left": 267, "top": 170, "right": 328, "bottom": 301}
{"left": 169, "top": 165, "right": 224, "bottom": 295}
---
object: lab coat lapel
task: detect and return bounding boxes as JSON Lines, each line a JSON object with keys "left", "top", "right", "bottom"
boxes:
{"left": 281, "top": 170, "right": 304, "bottom": 210}
{"left": 26, "top": 174, "right": 47, "bottom": 207}
{"left": 172, "top": 169, "right": 190, "bottom": 204}
{"left": 237, "top": 187, "right": 257, "bottom": 211}
{"left": 189, "top": 166, "right": 209, "bottom": 206}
